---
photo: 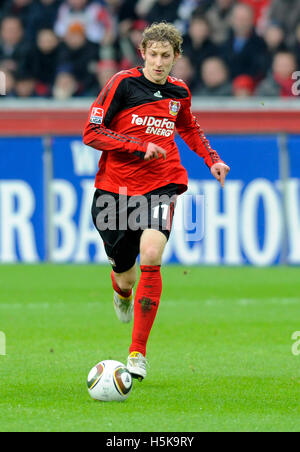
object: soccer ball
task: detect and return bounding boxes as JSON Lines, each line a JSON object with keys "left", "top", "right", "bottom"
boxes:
{"left": 87, "top": 360, "right": 133, "bottom": 402}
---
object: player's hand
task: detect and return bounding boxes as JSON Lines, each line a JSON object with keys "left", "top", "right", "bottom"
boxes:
{"left": 144, "top": 142, "right": 167, "bottom": 161}
{"left": 210, "top": 162, "right": 230, "bottom": 188}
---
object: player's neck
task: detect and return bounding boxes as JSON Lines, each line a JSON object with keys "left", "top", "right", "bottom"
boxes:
{"left": 142, "top": 67, "right": 168, "bottom": 86}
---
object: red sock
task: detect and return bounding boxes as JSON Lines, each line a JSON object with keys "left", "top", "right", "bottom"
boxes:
{"left": 129, "top": 265, "right": 162, "bottom": 357}
{"left": 111, "top": 271, "right": 132, "bottom": 298}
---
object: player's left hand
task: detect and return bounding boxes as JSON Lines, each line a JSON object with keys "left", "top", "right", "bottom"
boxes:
{"left": 210, "top": 162, "right": 230, "bottom": 188}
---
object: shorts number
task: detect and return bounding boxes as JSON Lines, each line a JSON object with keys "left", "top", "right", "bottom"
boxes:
{"left": 153, "top": 204, "right": 169, "bottom": 221}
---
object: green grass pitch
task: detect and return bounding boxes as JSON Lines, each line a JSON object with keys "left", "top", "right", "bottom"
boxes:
{"left": 0, "top": 265, "right": 299, "bottom": 432}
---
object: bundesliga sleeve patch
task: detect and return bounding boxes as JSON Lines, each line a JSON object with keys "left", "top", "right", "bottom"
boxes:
{"left": 90, "top": 107, "right": 104, "bottom": 125}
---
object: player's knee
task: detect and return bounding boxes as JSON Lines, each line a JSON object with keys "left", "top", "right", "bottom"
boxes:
{"left": 140, "top": 246, "right": 162, "bottom": 265}
{"left": 120, "top": 281, "right": 135, "bottom": 292}
{"left": 116, "top": 276, "right": 136, "bottom": 292}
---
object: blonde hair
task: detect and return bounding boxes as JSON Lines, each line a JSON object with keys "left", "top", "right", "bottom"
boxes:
{"left": 140, "top": 22, "right": 183, "bottom": 56}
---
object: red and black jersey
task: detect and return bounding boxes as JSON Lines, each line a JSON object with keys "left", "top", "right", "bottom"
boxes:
{"left": 83, "top": 66, "right": 223, "bottom": 195}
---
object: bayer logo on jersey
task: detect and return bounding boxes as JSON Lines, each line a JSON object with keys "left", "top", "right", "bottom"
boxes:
{"left": 169, "top": 101, "right": 181, "bottom": 116}
{"left": 90, "top": 107, "right": 104, "bottom": 125}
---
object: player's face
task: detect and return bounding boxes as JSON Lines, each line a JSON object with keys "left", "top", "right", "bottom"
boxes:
{"left": 141, "top": 41, "right": 179, "bottom": 85}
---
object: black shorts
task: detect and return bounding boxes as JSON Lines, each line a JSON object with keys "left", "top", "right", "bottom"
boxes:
{"left": 91, "top": 184, "right": 178, "bottom": 273}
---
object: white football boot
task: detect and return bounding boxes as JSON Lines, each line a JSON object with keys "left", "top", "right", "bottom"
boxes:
{"left": 113, "top": 290, "right": 134, "bottom": 323}
{"left": 127, "top": 351, "right": 148, "bottom": 381}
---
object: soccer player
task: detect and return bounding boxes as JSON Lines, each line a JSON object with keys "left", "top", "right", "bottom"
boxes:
{"left": 83, "top": 22, "right": 230, "bottom": 381}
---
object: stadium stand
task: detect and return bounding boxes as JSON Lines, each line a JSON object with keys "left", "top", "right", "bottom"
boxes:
{"left": 0, "top": 0, "right": 299, "bottom": 98}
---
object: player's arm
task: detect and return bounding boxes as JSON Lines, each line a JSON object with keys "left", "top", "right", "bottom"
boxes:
{"left": 83, "top": 73, "right": 147, "bottom": 158}
{"left": 83, "top": 73, "right": 166, "bottom": 161}
{"left": 176, "top": 92, "right": 230, "bottom": 186}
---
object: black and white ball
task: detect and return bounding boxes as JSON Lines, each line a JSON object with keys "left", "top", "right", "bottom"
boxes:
{"left": 87, "top": 360, "right": 133, "bottom": 402}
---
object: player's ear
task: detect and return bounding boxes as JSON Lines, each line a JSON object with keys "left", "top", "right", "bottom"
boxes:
{"left": 139, "top": 46, "right": 146, "bottom": 61}
{"left": 172, "top": 52, "right": 181, "bottom": 66}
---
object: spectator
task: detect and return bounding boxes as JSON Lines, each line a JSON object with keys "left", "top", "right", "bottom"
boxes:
{"left": 0, "top": 15, "right": 31, "bottom": 74}
{"left": 221, "top": 3, "right": 267, "bottom": 80}
{"left": 30, "top": 28, "right": 60, "bottom": 96}
{"left": 145, "top": 0, "right": 182, "bottom": 26}
{"left": 95, "top": 59, "right": 118, "bottom": 93}
{"left": 26, "top": 0, "right": 62, "bottom": 42}
{"left": 171, "top": 55, "right": 195, "bottom": 90}
{"left": 263, "top": 24, "right": 286, "bottom": 70}
{"left": 118, "top": 0, "right": 140, "bottom": 37}
{"left": 134, "top": 0, "right": 156, "bottom": 19}
{"left": 54, "top": 0, "right": 115, "bottom": 45}
{"left": 268, "top": 0, "right": 300, "bottom": 47}
{"left": 52, "top": 70, "right": 81, "bottom": 99}
{"left": 292, "top": 23, "right": 300, "bottom": 68}
{"left": 193, "top": 56, "right": 232, "bottom": 96}
{"left": 255, "top": 51, "right": 298, "bottom": 97}
{"left": 183, "top": 14, "right": 219, "bottom": 79}
{"left": 185, "top": 0, "right": 214, "bottom": 16}
{"left": 173, "top": 0, "right": 213, "bottom": 34}
{"left": 232, "top": 74, "right": 255, "bottom": 97}
{"left": 118, "top": 19, "right": 147, "bottom": 69}
{"left": 238, "top": 0, "right": 270, "bottom": 34}
{"left": 57, "top": 22, "right": 99, "bottom": 94}
{"left": 134, "top": 0, "right": 210, "bottom": 22}
{"left": 15, "top": 71, "right": 37, "bottom": 97}
{"left": 264, "top": 24, "right": 285, "bottom": 53}
{"left": 205, "top": 0, "right": 235, "bottom": 44}
{"left": 0, "top": 0, "right": 35, "bottom": 33}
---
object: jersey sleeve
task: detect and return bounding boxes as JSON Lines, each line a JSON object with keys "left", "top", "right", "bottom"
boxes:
{"left": 175, "top": 88, "right": 223, "bottom": 169}
{"left": 82, "top": 72, "right": 147, "bottom": 159}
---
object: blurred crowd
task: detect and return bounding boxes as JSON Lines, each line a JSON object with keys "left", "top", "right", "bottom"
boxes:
{"left": 0, "top": 0, "right": 300, "bottom": 99}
